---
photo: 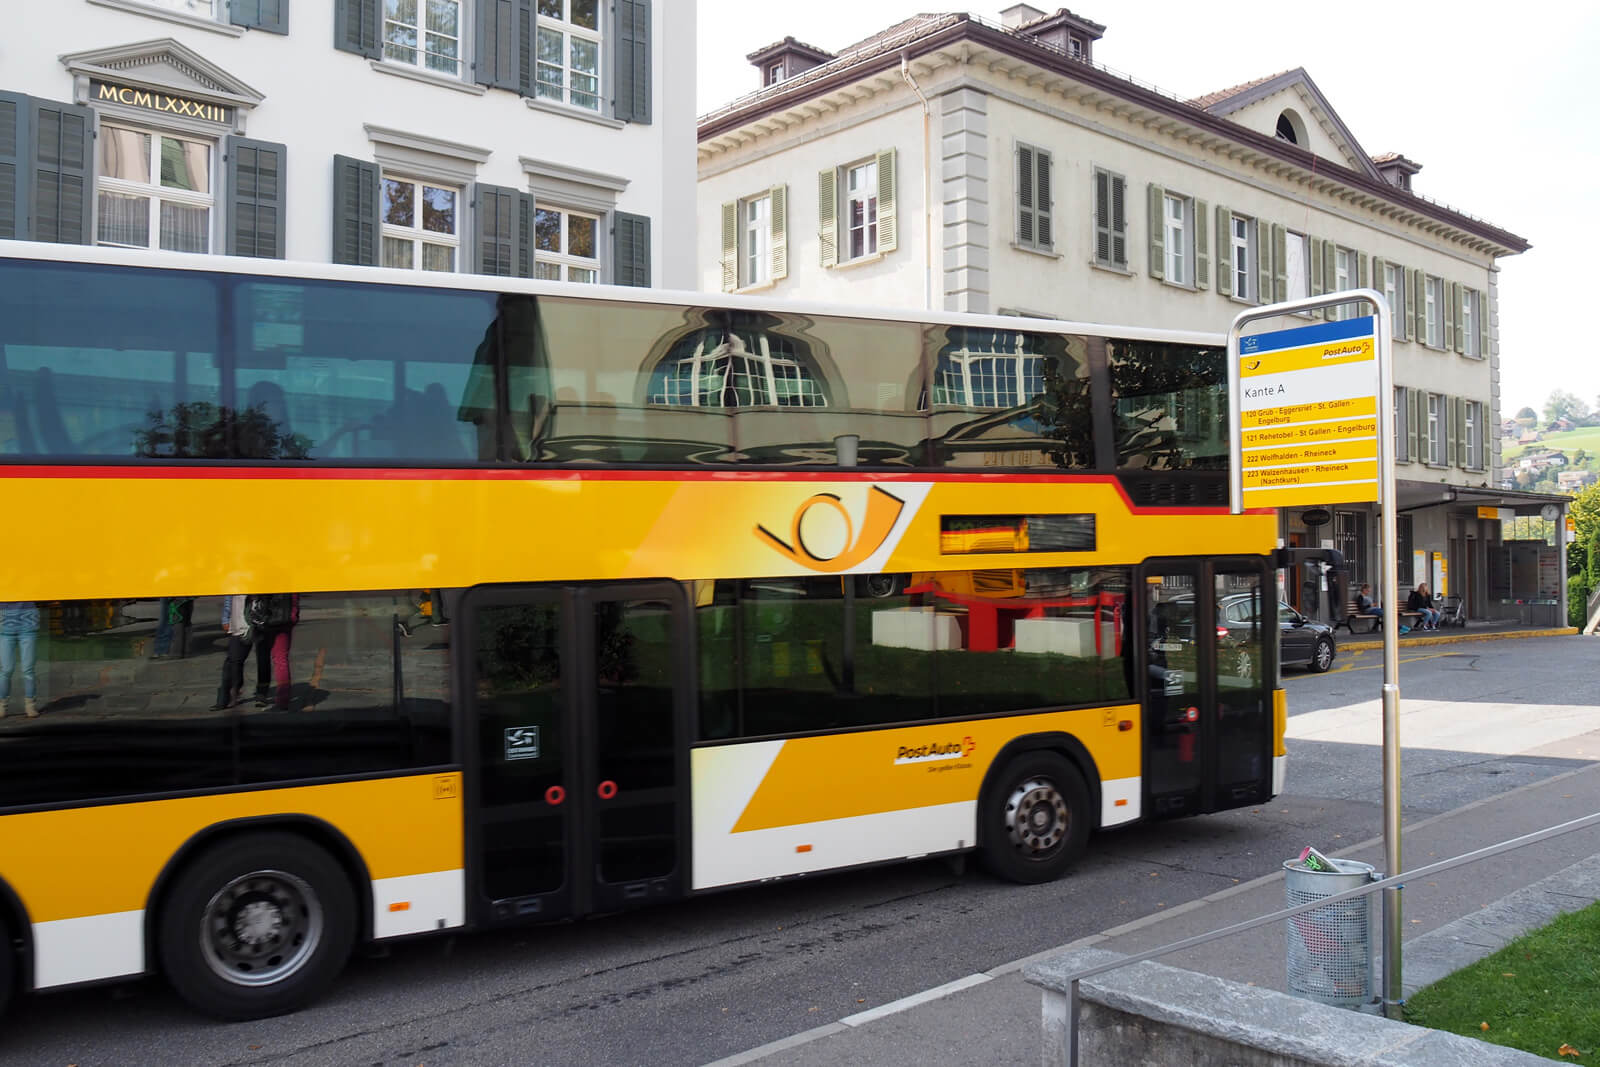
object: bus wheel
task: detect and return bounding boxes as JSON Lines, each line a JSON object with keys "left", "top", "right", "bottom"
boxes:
{"left": 0, "top": 912, "right": 13, "bottom": 1016}
{"left": 980, "top": 752, "right": 1091, "bottom": 884}
{"left": 158, "top": 832, "right": 355, "bottom": 1020}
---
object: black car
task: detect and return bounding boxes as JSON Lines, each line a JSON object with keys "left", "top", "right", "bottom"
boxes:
{"left": 1217, "top": 595, "right": 1337, "bottom": 675}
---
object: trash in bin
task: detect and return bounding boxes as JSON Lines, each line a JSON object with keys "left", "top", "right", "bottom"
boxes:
{"left": 1284, "top": 846, "right": 1378, "bottom": 1009}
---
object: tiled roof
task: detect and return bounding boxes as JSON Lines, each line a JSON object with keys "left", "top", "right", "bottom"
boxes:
{"left": 1186, "top": 71, "right": 1293, "bottom": 111}
{"left": 745, "top": 35, "right": 835, "bottom": 62}
{"left": 836, "top": 14, "right": 952, "bottom": 57}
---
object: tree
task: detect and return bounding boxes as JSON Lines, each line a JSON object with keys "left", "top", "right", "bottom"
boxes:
{"left": 1543, "top": 389, "right": 1590, "bottom": 424}
{"left": 1515, "top": 406, "right": 1538, "bottom": 422}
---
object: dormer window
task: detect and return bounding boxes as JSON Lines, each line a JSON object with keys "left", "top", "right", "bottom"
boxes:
{"left": 766, "top": 62, "right": 784, "bottom": 86}
{"left": 1067, "top": 36, "right": 1083, "bottom": 59}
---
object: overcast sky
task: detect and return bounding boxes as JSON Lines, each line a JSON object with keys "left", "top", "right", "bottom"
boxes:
{"left": 696, "top": 1, "right": 1600, "bottom": 419}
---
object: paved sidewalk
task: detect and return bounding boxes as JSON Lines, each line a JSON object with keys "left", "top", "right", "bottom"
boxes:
{"left": 711, "top": 748, "right": 1600, "bottom": 1066}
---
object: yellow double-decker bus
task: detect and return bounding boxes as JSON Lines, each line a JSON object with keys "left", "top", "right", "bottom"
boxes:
{"left": 0, "top": 241, "right": 1300, "bottom": 1020}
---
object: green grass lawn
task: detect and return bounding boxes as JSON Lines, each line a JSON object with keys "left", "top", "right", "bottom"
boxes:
{"left": 1405, "top": 899, "right": 1600, "bottom": 1061}
{"left": 1502, "top": 426, "right": 1600, "bottom": 464}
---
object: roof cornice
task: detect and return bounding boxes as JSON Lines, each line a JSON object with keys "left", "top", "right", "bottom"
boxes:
{"left": 698, "top": 18, "right": 1528, "bottom": 256}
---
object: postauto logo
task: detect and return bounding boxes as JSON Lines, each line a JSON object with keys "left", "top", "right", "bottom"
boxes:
{"left": 894, "top": 736, "right": 977, "bottom": 765}
{"left": 754, "top": 486, "right": 907, "bottom": 573}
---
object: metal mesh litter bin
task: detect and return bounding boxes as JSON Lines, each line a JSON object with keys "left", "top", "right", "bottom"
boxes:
{"left": 1284, "top": 856, "right": 1377, "bottom": 1008}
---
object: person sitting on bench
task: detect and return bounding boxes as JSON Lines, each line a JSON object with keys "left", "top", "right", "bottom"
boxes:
{"left": 1408, "top": 582, "right": 1441, "bottom": 631}
{"left": 1357, "top": 583, "right": 1410, "bottom": 634}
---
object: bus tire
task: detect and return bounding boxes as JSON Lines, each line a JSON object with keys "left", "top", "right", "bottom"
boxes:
{"left": 980, "top": 751, "right": 1091, "bottom": 885}
{"left": 158, "top": 832, "right": 356, "bottom": 1021}
{"left": 0, "top": 912, "right": 12, "bottom": 1015}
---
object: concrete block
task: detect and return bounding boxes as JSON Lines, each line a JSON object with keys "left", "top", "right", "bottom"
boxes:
{"left": 871, "top": 606, "right": 961, "bottom": 651}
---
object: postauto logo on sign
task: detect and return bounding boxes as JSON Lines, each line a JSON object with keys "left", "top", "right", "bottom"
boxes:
{"left": 894, "top": 736, "right": 976, "bottom": 765}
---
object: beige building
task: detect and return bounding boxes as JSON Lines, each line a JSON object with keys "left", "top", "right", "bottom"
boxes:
{"left": 697, "top": 6, "right": 1567, "bottom": 621}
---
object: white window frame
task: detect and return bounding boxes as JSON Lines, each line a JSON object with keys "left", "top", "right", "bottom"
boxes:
{"left": 1424, "top": 274, "right": 1444, "bottom": 347}
{"left": 844, "top": 158, "right": 879, "bottom": 261}
{"left": 649, "top": 331, "right": 825, "bottom": 408}
{"left": 1465, "top": 400, "right": 1482, "bottom": 469}
{"left": 535, "top": 0, "right": 604, "bottom": 113}
{"left": 142, "top": 0, "right": 219, "bottom": 17}
{"left": 382, "top": 0, "right": 467, "bottom": 79}
{"left": 1285, "top": 231, "right": 1310, "bottom": 302}
{"left": 765, "top": 62, "right": 783, "bottom": 86}
{"left": 1230, "top": 214, "right": 1254, "bottom": 301}
{"left": 1383, "top": 263, "right": 1406, "bottom": 340}
{"left": 740, "top": 193, "right": 771, "bottom": 288}
{"left": 1394, "top": 386, "right": 1410, "bottom": 463}
{"left": 95, "top": 122, "right": 216, "bottom": 254}
{"left": 1463, "top": 288, "right": 1481, "bottom": 357}
{"left": 1162, "top": 194, "right": 1191, "bottom": 286}
{"left": 534, "top": 204, "right": 603, "bottom": 283}
{"left": 1427, "top": 392, "right": 1443, "bottom": 465}
{"left": 932, "top": 335, "right": 1046, "bottom": 409}
{"left": 379, "top": 172, "right": 464, "bottom": 273}
{"left": 1326, "top": 246, "right": 1355, "bottom": 320}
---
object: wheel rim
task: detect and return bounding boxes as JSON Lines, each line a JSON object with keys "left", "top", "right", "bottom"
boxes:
{"left": 1237, "top": 648, "right": 1254, "bottom": 679}
{"left": 1315, "top": 639, "right": 1333, "bottom": 670}
{"left": 863, "top": 575, "right": 896, "bottom": 598}
{"left": 1004, "top": 775, "right": 1069, "bottom": 859}
{"left": 198, "top": 869, "right": 324, "bottom": 987}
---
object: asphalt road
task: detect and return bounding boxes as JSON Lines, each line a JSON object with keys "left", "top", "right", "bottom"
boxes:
{"left": 3, "top": 634, "right": 1595, "bottom": 1066}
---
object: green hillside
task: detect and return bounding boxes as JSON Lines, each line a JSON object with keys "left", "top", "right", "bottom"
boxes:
{"left": 1500, "top": 426, "right": 1600, "bottom": 463}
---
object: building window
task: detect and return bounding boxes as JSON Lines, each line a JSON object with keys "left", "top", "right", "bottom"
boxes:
{"left": 534, "top": 206, "right": 601, "bottom": 282}
{"left": 96, "top": 124, "right": 214, "bottom": 254}
{"left": 1016, "top": 144, "right": 1053, "bottom": 253}
{"left": 845, "top": 158, "right": 879, "bottom": 260}
{"left": 766, "top": 62, "right": 784, "bottom": 86}
{"left": 741, "top": 194, "right": 771, "bottom": 288}
{"left": 1163, "top": 194, "right": 1191, "bottom": 286}
{"left": 379, "top": 175, "right": 460, "bottom": 272}
{"left": 1465, "top": 400, "right": 1482, "bottom": 469}
{"left": 1093, "top": 168, "right": 1127, "bottom": 269}
{"left": 1285, "top": 231, "right": 1310, "bottom": 302}
{"left": 1463, "top": 288, "right": 1482, "bottom": 357}
{"left": 1425, "top": 275, "right": 1445, "bottom": 347}
{"left": 1394, "top": 386, "right": 1410, "bottom": 463}
{"left": 648, "top": 322, "right": 826, "bottom": 408}
{"left": 383, "top": 0, "right": 464, "bottom": 77}
{"left": 1427, "top": 392, "right": 1443, "bottom": 465}
{"left": 1229, "top": 215, "right": 1255, "bottom": 300}
{"left": 931, "top": 330, "right": 1045, "bottom": 409}
{"left": 536, "top": 0, "right": 602, "bottom": 112}
{"left": 1327, "top": 246, "right": 1355, "bottom": 319}
{"left": 1383, "top": 262, "right": 1406, "bottom": 340}
{"left": 1334, "top": 511, "right": 1365, "bottom": 585}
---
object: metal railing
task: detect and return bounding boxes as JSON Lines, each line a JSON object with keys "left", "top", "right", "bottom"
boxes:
{"left": 1055, "top": 808, "right": 1600, "bottom": 1066}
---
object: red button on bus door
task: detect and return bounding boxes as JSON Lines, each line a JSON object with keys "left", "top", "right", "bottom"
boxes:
{"left": 597, "top": 780, "right": 618, "bottom": 800}
{"left": 544, "top": 785, "right": 566, "bottom": 806}
{"left": 1184, "top": 706, "right": 1199, "bottom": 723}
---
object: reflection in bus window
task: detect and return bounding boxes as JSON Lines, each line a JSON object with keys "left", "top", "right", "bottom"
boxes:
{"left": 647, "top": 313, "right": 827, "bottom": 408}
{"left": 1108, "top": 339, "right": 1227, "bottom": 471}
{"left": 0, "top": 593, "right": 452, "bottom": 808}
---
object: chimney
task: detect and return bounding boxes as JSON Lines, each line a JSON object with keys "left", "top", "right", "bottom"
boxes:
{"left": 1001, "top": 3, "right": 1047, "bottom": 28}
{"left": 1371, "top": 153, "right": 1422, "bottom": 193}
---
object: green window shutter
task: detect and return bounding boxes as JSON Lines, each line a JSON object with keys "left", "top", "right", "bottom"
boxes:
{"left": 516, "top": 191, "right": 534, "bottom": 277}
{"left": 1016, "top": 144, "right": 1035, "bottom": 247}
{"left": 1092, "top": 169, "right": 1110, "bottom": 265}
{"left": 1214, "top": 205, "right": 1231, "bottom": 296}
{"left": 1357, "top": 250, "right": 1369, "bottom": 291}
{"left": 875, "top": 147, "right": 897, "bottom": 253}
{"left": 1110, "top": 173, "right": 1126, "bottom": 267}
{"left": 1408, "top": 387, "right": 1421, "bottom": 463}
{"left": 818, "top": 167, "right": 837, "bottom": 267}
{"left": 613, "top": 211, "right": 650, "bottom": 286}
{"left": 518, "top": 1, "right": 537, "bottom": 96}
{"left": 473, "top": 183, "right": 519, "bottom": 276}
{"left": 1406, "top": 268, "right": 1420, "bottom": 341}
{"left": 1479, "top": 289, "right": 1490, "bottom": 359}
{"left": 230, "top": 0, "right": 288, "bottom": 33}
{"left": 1395, "top": 263, "right": 1411, "bottom": 341}
{"left": 720, "top": 200, "right": 737, "bottom": 291}
{"left": 1194, "top": 198, "right": 1208, "bottom": 290}
{"left": 331, "top": 154, "right": 378, "bottom": 265}
{"left": 31, "top": 98, "right": 93, "bottom": 245}
{"left": 1455, "top": 396, "right": 1468, "bottom": 467}
{"left": 225, "top": 136, "right": 287, "bottom": 259}
{"left": 476, "top": 0, "right": 530, "bottom": 90}
{"left": 1451, "top": 282, "right": 1464, "bottom": 353}
{"left": 770, "top": 184, "right": 788, "bottom": 281}
{"left": 1035, "top": 149, "right": 1052, "bottom": 251}
{"left": 613, "top": 0, "right": 652, "bottom": 124}
{"left": 1309, "top": 237, "right": 1325, "bottom": 296}
{"left": 0, "top": 92, "right": 25, "bottom": 240}
{"left": 1146, "top": 183, "right": 1165, "bottom": 280}
{"left": 1446, "top": 394, "right": 1459, "bottom": 467}
{"left": 1257, "top": 219, "right": 1271, "bottom": 305}
{"left": 1272, "top": 224, "right": 1287, "bottom": 302}
{"left": 335, "top": 0, "right": 380, "bottom": 57}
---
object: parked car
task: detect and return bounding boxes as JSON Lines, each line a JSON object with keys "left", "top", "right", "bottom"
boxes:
{"left": 1217, "top": 595, "right": 1337, "bottom": 676}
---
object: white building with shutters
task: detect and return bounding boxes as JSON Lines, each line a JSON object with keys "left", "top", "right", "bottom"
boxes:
{"left": 2, "top": 0, "right": 694, "bottom": 287}
{"left": 697, "top": 7, "right": 1569, "bottom": 623}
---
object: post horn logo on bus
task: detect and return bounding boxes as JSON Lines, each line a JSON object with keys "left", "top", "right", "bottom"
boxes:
{"left": 755, "top": 486, "right": 907, "bottom": 573}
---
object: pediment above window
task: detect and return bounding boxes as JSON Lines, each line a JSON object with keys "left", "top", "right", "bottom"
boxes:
{"left": 60, "top": 38, "right": 265, "bottom": 114}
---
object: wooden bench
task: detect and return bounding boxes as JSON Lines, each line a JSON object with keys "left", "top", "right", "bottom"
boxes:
{"left": 1336, "top": 595, "right": 1422, "bottom": 634}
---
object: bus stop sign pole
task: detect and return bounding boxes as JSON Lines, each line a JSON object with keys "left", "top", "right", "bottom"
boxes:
{"left": 1226, "top": 290, "right": 1401, "bottom": 1018}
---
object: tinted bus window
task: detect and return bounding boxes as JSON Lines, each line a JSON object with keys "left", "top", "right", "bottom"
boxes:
{"left": 1108, "top": 339, "right": 1228, "bottom": 471}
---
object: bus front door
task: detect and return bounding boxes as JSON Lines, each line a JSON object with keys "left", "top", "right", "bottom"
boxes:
{"left": 463, "top": 582, "right": 690, "bottom": 925}
{"left": 1138, "top": 559, "right": 1273, "bottom": 819}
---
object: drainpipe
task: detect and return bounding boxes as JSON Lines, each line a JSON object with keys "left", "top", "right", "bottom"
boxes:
{"left": 901, "top": 53, "right": 932, "bottom": 311}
